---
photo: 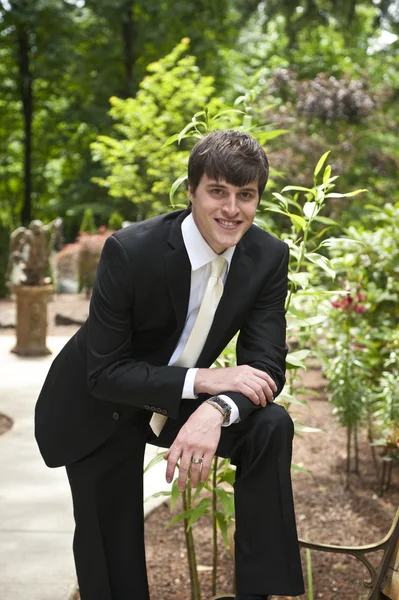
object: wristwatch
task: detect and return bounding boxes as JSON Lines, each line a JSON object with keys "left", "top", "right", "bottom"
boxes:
{"left": 205, "top": 396, "right": 232, "bottom": 425}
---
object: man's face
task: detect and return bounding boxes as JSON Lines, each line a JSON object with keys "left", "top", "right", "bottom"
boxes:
{"left": 189, "top": 174, "right": 259, "bottom": 254}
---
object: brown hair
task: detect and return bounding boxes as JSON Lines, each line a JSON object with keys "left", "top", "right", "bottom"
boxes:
{"left": 188, "top": 130, "right": 269, "bottom": 198}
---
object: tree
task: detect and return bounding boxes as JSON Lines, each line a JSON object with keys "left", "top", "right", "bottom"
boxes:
{"left": 91, "top": 39, "right": 226, "bottom": 219}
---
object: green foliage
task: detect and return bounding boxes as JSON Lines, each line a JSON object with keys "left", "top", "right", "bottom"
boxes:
{"left": 107, "top": 211, "right": 124, "bottom": 230}
{"left": 79, "top": 208, "right": 96, "bottom": 234}
{"left": 0, "top": 212, "right": 12, "bottom": 297}
{"left": 91, "top": 39, "right": 225, "bottom": 218}
{"left": 324, "top": 202, "right": 399, "bottom": 458}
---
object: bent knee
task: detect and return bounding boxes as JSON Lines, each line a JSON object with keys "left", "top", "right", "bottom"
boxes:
{"left": 252, "top": 402, "right": 294, "bottom": 440}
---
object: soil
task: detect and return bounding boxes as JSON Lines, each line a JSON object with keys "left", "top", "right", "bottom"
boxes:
{"left": 1, "top": 294, "right": 398, "bottom": 599}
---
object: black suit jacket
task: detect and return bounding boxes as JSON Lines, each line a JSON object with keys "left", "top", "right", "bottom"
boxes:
{"left": 35, "top": 209, "right": 289, "bottom": 467}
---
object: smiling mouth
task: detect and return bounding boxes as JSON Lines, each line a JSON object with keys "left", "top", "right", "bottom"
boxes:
{"left": 215, "top": 219, "right": 241, "bottom": 229}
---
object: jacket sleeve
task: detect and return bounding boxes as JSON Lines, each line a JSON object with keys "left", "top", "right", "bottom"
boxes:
{"left": 223, "top": 243, "right": 289, "bottom": 422}
{"left": 86, "top": 234, "right": 187, "bottom": 419}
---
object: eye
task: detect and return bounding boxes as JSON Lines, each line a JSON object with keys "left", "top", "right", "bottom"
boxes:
{"left": 210, "top": 188, "right": 226, "bottom": 197}
{"left": 239, "top": 191, "right": 256, "bottom": 200}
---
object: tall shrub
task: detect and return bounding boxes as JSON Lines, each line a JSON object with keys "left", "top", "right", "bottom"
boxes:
{"left": 91, "top": 39, "right": 225, "bottom": 219}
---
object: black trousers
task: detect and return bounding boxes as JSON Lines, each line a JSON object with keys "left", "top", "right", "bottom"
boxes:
{"left": 66, "top": 400, "right": 304, "bottom": 599}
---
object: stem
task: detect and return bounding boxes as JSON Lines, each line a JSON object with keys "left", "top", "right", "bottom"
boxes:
{"left": 354, "top": 423, "right": 359, "bottom": 474}
{"left": 346, "top": 424, "right": 351, "bottom": 489}
{"left": 286, "top": 203, "right": 316, "bottom": 312}
{"left": 367, "top": 418, "right": 380, "bottom": 481}
{"left": 182, "top": 487, "right": 201, "bottom": 600}
{"left": 211, "top": 456, "right": 218, "bottom": 596}
{"left": 306, "top": 548, "right": 314, "bottom": 600}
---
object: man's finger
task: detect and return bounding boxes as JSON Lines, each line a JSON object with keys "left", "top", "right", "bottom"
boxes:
{"left": 177, "top": 455, "right": 191, "bottom": 491}
{"left": 200, "top": 453, "right": 214, "bottom": 483}
{"left": 165, "top": 447, "right": 181, "bottom": 483}
{"left": 251, "top": 368, "right": 277, "bottom": 392}
{"left": 190, "top": 463, "right": 202, "bottom": 488}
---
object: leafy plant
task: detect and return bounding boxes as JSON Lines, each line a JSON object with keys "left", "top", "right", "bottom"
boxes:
{"left": 148, "top": 113, "right": 367, "bottom": 595}
{"left": 91, "top": 39, "right": 226, "bottom": 219}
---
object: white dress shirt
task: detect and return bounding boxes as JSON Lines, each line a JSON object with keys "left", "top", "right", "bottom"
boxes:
{"left": 168, "top": 213, "right": 240, "bottom": 426}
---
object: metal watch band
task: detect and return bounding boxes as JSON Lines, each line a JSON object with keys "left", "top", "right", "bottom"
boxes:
{"left": 205, "top": 396, "right": 231, "bottom": 424}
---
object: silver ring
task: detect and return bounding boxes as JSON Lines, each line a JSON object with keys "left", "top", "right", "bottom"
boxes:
{"left": 191, "top": 457, "right": 203, "bottom": 464}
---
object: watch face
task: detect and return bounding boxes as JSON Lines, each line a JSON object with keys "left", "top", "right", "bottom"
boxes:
{"left": 215, "top": 397, "right": 231, "bottom": 415}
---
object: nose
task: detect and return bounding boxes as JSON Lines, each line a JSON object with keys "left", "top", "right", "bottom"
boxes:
{"left": 221, "top": 194, "right": 239, "bottom": 216}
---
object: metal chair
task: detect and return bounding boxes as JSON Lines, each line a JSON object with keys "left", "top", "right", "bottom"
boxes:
{"left": 299, "top": 507, "right": 399, "bottom": 599}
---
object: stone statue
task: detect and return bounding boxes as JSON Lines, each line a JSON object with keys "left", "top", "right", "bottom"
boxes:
{"left": 7, "top": 218, "right": 63, "bottom": 286}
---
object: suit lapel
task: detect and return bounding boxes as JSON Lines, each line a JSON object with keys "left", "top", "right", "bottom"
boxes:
{"left": 165, "top": 211, "right": 191, "bottom": 333}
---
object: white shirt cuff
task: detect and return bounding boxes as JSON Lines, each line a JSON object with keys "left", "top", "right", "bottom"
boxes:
{"left": 182, "top": 368, "right": 199, "bottom": 399}
{"left": 218, "top": 395, "right": 240, "bottom": 427}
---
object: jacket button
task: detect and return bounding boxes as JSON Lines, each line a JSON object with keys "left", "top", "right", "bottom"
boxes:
{"left": 150, "top": 406, "right": 156, "bottom": 412}
{"left": 112, "top": 411, "right": 120, "bottom": 420}
{"left": 161, "top": 409, "right": 168, "bottom": 416}
{"left": 144, "top": 404, "right": 150, "bottom": 410}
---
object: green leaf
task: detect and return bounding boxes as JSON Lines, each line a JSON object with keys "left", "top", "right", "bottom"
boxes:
{"left": 281, "top": 185, "right": 312, "bottom": 193}
{"left": 218, "top": 468, "right": 236, "bottom": 488}
{"left": 323, "top": 165, "right": 332, "bottom": 186}
{"left": 271, "top": 192, "right": 288, "bottom": 209}
{"left": 288, "top": 272, "right": 310, "bottom": 289}
{"left": 294, "top": 422, "right": 324, "bottom": 434}
{"left": 288, "top": 349, "right": 311, "bottom": 361}
{"left": 166, "top": 509, "right": 192, "bottom": 528}
{"left": 314, "top": 216, "right": 338, "bottom": 225}
{"left": 211, "top": 109, "right": 246, "bottom": 121}
{"left": 147, "top": 490, "right": 172, "bottom": 499}
{"left": 187, "top": 498, "right": 211, "bottom": 529}
{"left": 264, "top": 206, "right": 288, "bottom": 216}
{"left": 215, "top": 487, "right": 235, "bottom": 518}
{"left": 192, "top": 480, "right": 206, "bottom": 502}
{"left": 275, "top": 391, "right": 307, "bottom": 407}
{"left": 291, "top": 463, "right": 312, "bottom": 477}
{"left": 305, "top": 252, "right": 335, "bottom": 278}
{"left": 257, "top": 129, "right": 288, "bottom": 144}
{"left": 289, "top": 214, "right": 307, "bottom": 230}
{"left": 314, "top": 151, "right": 331, "bottom": 179}
{"left": 286, "top": 353, "right": 309, "bottom": 369}
{"left": 170, "top": 479, "right": 180, "bottom": 512}
{"left": 162, "top": 132, "right": 181, "bottom": 148}
{"left": 170, "top": 173, "right": 188, "bottom": 206}
{"left": 144, "top": 451, "right": 166, "bottom": 473}
{"left": 326, "top": 189, "right": 368, "bottom": 198}
{"left": 305, "top": 315, "right": 329, "bottom": 325}
{"left": 303, "top": 201, "right": 317, "bottom": 219}
{"left": 216, "top": 510, "right": 229, "bottom": 548}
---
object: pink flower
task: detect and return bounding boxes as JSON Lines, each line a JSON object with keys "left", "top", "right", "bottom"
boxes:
{"left": 354, "top": 304, "right": 366, "bottom": 313}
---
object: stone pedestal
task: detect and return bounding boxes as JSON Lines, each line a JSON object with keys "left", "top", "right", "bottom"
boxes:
{"left": 10, "top": 284, "right": 54, "bottom": 356}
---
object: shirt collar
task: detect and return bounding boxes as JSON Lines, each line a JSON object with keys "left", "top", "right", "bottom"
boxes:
{"left": 182, "top": 213, "right": 236, "bottom": 272}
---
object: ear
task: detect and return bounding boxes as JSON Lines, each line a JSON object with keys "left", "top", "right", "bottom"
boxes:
{"left": 188, "top": 186, "right": 195, "bottom": 204}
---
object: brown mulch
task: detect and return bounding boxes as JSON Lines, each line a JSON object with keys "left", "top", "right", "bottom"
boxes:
{"left": 2, "top": 294, "right": 397, "bottom": 599}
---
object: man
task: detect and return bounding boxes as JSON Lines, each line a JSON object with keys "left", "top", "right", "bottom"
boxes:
{"left": 35, "top": 130, "right": 304, "bottom": 600}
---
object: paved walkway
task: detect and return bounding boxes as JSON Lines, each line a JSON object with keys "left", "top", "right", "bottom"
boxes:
{"left": 0, "top": 335, "right": 171, "bottom": 600}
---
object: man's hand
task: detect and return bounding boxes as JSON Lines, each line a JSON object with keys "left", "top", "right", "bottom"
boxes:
{"left": 194, "top": 365, "right": 277, "bottom": 407}
{"left": 164, "top": 403, "right": 223, "bottom": 491}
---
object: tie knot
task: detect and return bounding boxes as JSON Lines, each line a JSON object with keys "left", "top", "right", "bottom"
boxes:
{"left": 210, "top": 256, "right": 226, "bottom": 279}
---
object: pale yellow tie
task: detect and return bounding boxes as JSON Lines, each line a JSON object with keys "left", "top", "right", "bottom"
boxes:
{"left": 150, "top": 256, "right": 226, "bottom": 435}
